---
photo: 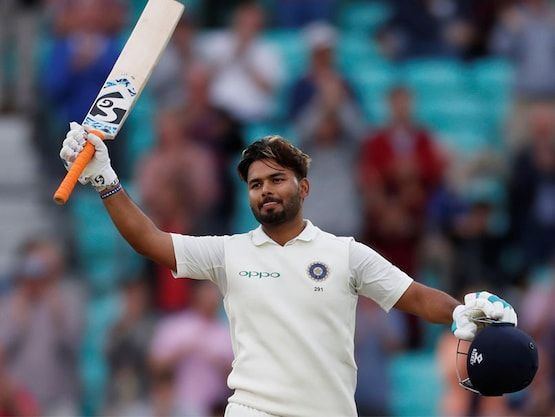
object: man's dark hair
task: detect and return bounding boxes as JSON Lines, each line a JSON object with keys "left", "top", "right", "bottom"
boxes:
{"left": 237, "top": 135, "right": 311, "bottom": 182}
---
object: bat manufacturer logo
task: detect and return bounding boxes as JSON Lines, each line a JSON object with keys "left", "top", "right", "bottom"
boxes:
{"left": 90, "top": 92, "right": 127, "bottom": 124}
{"left": 93, "top": 175, "right": 105, "bottom": 185}
{"left": 84, "top": 78, "right": 137, "bottom": 137}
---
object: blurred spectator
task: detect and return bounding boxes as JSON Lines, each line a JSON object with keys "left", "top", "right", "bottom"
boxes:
{"left": 274, "top": 0, "right": 337, "bottom": 28}
{"left": 519, "top": 270, "right": 555, "bottom": 415}
{"left": 0, "top": 238, "right": 84, "bottom": 416}
{"left": 436, "top": 330, "right": 510, "bottom": 416}
{"left": 150, "top": 281, "right": 233, "bottom": 417}
{"left": 145, "top": 367, "right": 181, "bottom": 417}
{"left": 358, "top": 86, "right": 444, "bottom": 278}
{"left": 42, "top": 0, "right": 126, "bottom": 123}
{"left": 0, "top": 0, "right": 41, "bottom": 113}
{"left": 492, "top": 0, "right": 555, "bottom": 98}
{"left": 358, "top": 86, "right": 444, "bottom": 347}
{"left": 509, "top": 103, "right": 555, "bottom": 269}
{"left": 354, "top": 298, "right": 406, "bottom": 417}
{"left": 427, "top": 172, "right": 510, "bottom": 294}
{"left": 199, "top": 2, "right": 284, "bottom": 122}
{"left": 492, "top": 0, "right": 555, "bottom": 148}
{"left": 182, "top": 63, "right": 245, "bottom": 234}
{"left": 104, "top": 277, "right": 157, "bottom": 416}
{"left": 289, "top": 22, "right": 360, "bottom": 122}
{"left": 197, "top": 0, "right": 243, "bottom": 28}
{"left": 41, "top": 0, "right": 128, "bottom": 176}
{"left": 296, "top": 80, "right": 365, "bottom": 236}
{"left": 137, "top": 108, "right": 221, "bottom": 236}
{"left": 136, "top": 109, "right": 220, "bottom": 312}
{"left": 0, "top": 349, "right": 41, "bottom": 417}
{"left": 149, "top": 15, "right": 199, "bottom": 109}
{"left": 378, "top": 0, "right": 469, "bottom": 60}
{"left": 454, "top": 0, "right": 515, "bottom": 61}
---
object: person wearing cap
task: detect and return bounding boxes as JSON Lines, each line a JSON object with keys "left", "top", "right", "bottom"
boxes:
{"left": 288, "top": 22, "right": 362, "bottom": 124}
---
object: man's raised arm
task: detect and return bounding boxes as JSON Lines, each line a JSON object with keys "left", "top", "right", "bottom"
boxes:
{"left": 59, "top": 123, "right": 176, "bottom": 270}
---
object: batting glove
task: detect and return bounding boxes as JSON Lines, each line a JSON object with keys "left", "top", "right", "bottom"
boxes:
{"left": 59, "top": 122, "right": 119, "bottom": 191}
{"left": 452, "top": 291, "right": 517, "bottom": 341}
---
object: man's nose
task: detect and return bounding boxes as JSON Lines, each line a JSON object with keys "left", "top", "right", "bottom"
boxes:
{"left": 261, "top": 181, "right": 273, "bottom": 196}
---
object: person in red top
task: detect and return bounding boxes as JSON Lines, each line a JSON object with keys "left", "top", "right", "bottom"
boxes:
{"left": 0, "top": 334, "right": 41, "bottom": 417}
{"left": 359, "top": 85, "right": 444, "bottom": 276}
{"left": 359, "top": 86, "right": 445, "bottom": 346}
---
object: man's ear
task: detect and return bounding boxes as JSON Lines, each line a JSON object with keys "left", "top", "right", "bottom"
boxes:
{"left": 299, "top": 178, "right": 310, "bottom": 199}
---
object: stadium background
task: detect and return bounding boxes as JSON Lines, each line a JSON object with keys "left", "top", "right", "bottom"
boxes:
{"left": 1, "top": 0, "right": 554, "bottom": 416}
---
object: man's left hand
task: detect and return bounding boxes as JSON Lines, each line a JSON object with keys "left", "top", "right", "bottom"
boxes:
{"left": 452, "top": 291, "right": 517, "bottom": 341}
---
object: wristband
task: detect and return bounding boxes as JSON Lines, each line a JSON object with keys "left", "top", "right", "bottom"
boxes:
{"left": 100, "top": 183, "right": 122, "bottom": 199}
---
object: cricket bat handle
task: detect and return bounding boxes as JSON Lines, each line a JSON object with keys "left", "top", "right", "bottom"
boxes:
{"left": 53, "top": 130, "right": 105, "bottom": 205}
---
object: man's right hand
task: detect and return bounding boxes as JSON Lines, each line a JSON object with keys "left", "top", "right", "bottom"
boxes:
{"left": 59, "top": 122, "right": 119, "bottom": 191}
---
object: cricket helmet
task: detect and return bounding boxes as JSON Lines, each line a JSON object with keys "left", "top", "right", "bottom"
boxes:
{"left": 456, "top": 320, "right": 539, "bottom": 396}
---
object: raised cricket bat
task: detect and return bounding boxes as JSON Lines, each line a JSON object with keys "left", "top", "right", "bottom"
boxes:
{"left": 53, "top": 0, "right": 184, "bottom": 205}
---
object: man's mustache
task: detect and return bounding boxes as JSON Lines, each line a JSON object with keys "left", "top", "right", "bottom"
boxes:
{"left": 259, "top": 197, "right": 282, "bottom": 209}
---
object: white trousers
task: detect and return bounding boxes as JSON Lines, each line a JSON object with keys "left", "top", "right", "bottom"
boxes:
{"left": 224, "top": 402, "right": 279, "bottom": 417}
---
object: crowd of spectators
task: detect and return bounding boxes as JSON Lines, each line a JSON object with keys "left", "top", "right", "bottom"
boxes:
{"left": 2, "top": 0, "right": 555, "bottom": 416}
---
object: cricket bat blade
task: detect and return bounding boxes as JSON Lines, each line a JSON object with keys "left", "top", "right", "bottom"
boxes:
{"left": 53, "top": 0, "right": 184, "bottom": 205}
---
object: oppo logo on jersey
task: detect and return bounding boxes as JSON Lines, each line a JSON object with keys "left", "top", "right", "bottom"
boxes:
{"left": 239, "top": 271, "right": 281, "bottom": 278}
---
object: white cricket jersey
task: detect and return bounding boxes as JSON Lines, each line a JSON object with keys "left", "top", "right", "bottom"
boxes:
{"left": 171, "top": 220, "right": 413, "bottom": 417}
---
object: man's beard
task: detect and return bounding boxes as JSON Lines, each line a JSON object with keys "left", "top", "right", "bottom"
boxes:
{"left": 251, "top": 193, "right": 302, "bottom": 226}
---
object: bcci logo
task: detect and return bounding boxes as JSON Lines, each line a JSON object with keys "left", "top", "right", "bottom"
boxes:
{"left": 470, "top": 348, "right": 483, "bottom": 366}
{"left": 307, "top": 262, "right": 329, "bottom": 281}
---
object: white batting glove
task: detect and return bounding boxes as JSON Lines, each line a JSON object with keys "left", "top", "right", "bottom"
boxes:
{"left": 59, "top": 122, "right": 118, "bottom": 191}
{"left": 452, "top": 291, "right": 518, "bottom": 341}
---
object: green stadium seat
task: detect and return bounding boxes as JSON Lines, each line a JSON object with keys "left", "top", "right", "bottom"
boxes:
{"left": 416, "top": 94, "right": 489, "bottom": 135}
{"left": 471, "top": 58, "right": 515, "bottom": 99}
{"left": 389, "top": 351, "right": 442, "bottom": 416}
{"left": 402, "top": 59, "right": 468, "bottom": 99}
{"left": 348, "top": 61, "right": 399, "bottom": 122}
{"left": 264, "top": 29, "right": 308, "bottom": 80}
{"left": 360, "top": 94, "right": 389, "bottom": 124}
{"left": 436, "top": 129, "right": 494, "bottom": 156}
{"left": 349, "top": 61, "right": 399, "bottom": 93}
{"left": 125, "top": 90, "right": 156, "bottom": 173}
{"left": 339, "top": 1, "right": 391, "bottom": 33}
{"left": 79, "top": 293, "right": 121, "bottom": 416}
{"left": 70, "top": 186, "right": 144, "bottom": 293}
{"left": 337, "top": 33, "right": 381, "bottom": 70}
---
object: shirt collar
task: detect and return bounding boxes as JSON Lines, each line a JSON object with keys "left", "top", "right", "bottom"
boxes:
{"left": 251, "top": 220, "right": 318, "bottom": 246}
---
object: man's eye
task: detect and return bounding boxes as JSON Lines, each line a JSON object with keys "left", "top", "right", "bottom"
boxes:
{"left": 251, "top": 183, "right": 261, "bottom": 189}
{"left": 273, "top": 178, "right": 283, "bottom": 183}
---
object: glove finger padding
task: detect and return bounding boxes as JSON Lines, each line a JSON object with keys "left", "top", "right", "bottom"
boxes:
{"left": 504, "top": 306, "right": 518, "bottom": 326}
{"left": 60, "top": 138, "right": 83, "bottom": 162}
{"left": 452, "top": 291, "right": 518, "bottom": 341}
{"left": 59, "top": 122, "right": 119, "bottom": 190}
{"left": 490, "top": 301, "right": 505, "bottom": 320}
{"left": 452, "top": 304, "right": 478, "bottom": 341}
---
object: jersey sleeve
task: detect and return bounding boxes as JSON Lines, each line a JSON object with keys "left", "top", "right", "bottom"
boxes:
{"left": 349, "top": 239, "right": 413, "bottom": 312}
{"left": 170, "top": 233, "right": 227, "bottom": 290}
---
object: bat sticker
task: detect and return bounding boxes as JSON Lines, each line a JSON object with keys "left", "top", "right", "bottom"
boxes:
{"left": 84, "top": 78, "right": 137, "bottom": 137}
